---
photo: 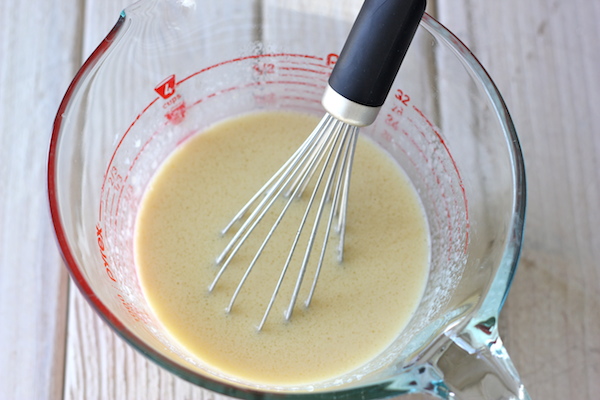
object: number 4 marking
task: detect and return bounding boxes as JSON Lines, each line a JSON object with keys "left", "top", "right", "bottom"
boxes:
{"left": 155, "top": 74, "right": 176, "bottom": 99}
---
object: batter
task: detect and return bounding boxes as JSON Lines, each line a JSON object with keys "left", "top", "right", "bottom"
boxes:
{"left": 134, "top": 111, "right": 429, "bottom": 387}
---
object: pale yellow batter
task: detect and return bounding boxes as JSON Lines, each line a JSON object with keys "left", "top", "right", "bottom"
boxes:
{"left": 134, "top": 111, "right": 429, "bottom": 387}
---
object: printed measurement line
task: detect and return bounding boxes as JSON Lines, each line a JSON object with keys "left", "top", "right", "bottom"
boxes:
{"left": 397, "top": 124, "right": 446, "bottom": 238}
{"left": 404, "top": 110, "right": 461, "bottom": 253}
{"left": 178, "top": 53, "right": 324, "bottom": 86}
{"left": 99, "top": 98, "right": 159, "bottom": 221}
{"left": 381, "top": 93, "right": 469, "bottom": 256}
{"left": 99, "top": 53, "right": 336, "bottom": 222}
{"left": 188, "top": 80, "right": 323, "bottom": 109}
{"left": 102, "top": 56, "right": 331, "bottom": 221}
{"left": 128, "top": 126, "right": 165, "bottom": 174}
{"left": 279, "top": 66, "right": 329, "bottom": 75}
{"left": 413, "top": 105, "right": 470, "bottom": 251}
{"left": 114, "top": 181, "right": 128, "bottom": 223}
{"left": 106, "top": 191, "right": 116, "bottom": 222}
{"left": 390, "top": 131, "right": 457, "bottom": 259}
{"left": 390, "top": 129, "right": 442, "bottom": 230}
{"left": 277, "top": 87, "right": 324, "bottom": 98}
{"left": 279, "top": 73, "right": 329, "bottom": 84}
{"left": 116, "top": 119, "right": 172, "bottom": 219}
{"left": 279, "top": 95, "right": 322, "bottom": 105}
{"left": 284, "top": 60, "right": 334, "bottom": 70}
{"left": 175, "top": 130, "right": 198, "bottom": 148}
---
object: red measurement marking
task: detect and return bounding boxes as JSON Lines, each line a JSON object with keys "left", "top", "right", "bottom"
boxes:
{"left": 107, "top": 166, "right": 123, "bottom": 192}
{"left": 117, "top": 294, "right": 145, "bottom": 323}
{"left": 253, "top": 63, "right": 275, "bottom": 75}
{"left": 401, "top": 127, "right": 429, "bottom": 164}
{"left": 382, "top": 129, "right": 393, "bottom": 143}
{"left": 99, "top": 98, "right": 158, "bottom": 220}
{"left": 405, "top": 116, "right": 431, "bottom": 143}
{"left": 162, "top": 93, "right": 182, "bottom": 109}
{"left": 391, "top": 105, "right": 404, "bottom": 117}
{"left": 165, "top": 102, "right": 187, "bottom": 124}
{"left": 326, "top": 53, "right": 339, "bottom": 66}
{"left": 412, "top": 105, "right": 470, "bottom": 252}
{"left": 96, "top": 224, "right": 117, "bottom": 282}
{"left": 253, "top": 92, "right": 278, "bottom": 106}
{"left": 285, "top": 59, "right": 333, "bottom": 70}
{"left": 178, "top": 53, "right": 324, "bottom": 86}
{"left": 154, "top": 74, "right": 176, "bottom": 99}
{"left": 175, "top": 128, "right": 200, "bottom": 147}
{"left": 385, "top": 113, "right": 400, "bottom": 130}
{"left": 280, "top": 95, "right": 322, "bottom": 105}
{"left": 381, "top": 133, "right": 439, "bottom": 227}
{"left": 400, "top": 113, "right": 456, "bottom": 246}
{"left": 262, "top": 80, "right": 323, "bottom": 89}
{"left": 278, "top": 86, "right": 323, "bottom": 98}
{"left": 129, "top": 138, "right": 155, "bottom": 172}
{"left": 113, "top": 79, "right": 327, "bottom": 223}
{"left": 116, "top": 183, "right": 133, "bottom": 213}
{"left": 381, "top": 87, "right": 469, "bottom": 255}
{"left": 103, "top": 187, "right": 115, "bottom": 223}
{"left": 100, "top": 54, "right": 330, "bottom": 222}
{"left": 386, "top": 129, "right": 442, "bottom": 229}
{"left": 280, "top": 73, "right": 329, "bottom": 84}
{"left": 114, "top": 119, "right": 170, "bottom": 218}
{"left": 114, "top": 182, "right": 130, "bottom": 221}
{"left": 395, "top": 89, "right": 410, "bottom": 105}
{"left": 188, "top": 80, "right": 323, "bottom": 109}
{"left": 109, "top": 192, "right": 117, "bottom": 224}
{"left": 280, "top": 66, "right": 329, "bottom": 75}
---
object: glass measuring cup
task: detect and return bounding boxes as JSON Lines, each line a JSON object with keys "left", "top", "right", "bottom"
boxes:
{"left": 48, "top": 0, "right": 528, "bottom": 398}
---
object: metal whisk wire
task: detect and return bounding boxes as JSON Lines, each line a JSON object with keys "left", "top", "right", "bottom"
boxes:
{"left": 208, "top": 0, "right": 425, "bottom": 330}
{"left": 209, "top": 114, "right": 359, "bottom": 330}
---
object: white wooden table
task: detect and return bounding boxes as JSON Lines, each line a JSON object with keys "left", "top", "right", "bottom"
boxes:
{"left": 1, "top": 0, "right": 599, "bottom": 399}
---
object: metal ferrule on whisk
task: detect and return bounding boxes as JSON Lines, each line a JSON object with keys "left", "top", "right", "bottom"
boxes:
{"left": 210, "top": 0, "right": 426, "bottom": 330}
{"left": 321, "top": 85, "right": 381, "bottom": 127}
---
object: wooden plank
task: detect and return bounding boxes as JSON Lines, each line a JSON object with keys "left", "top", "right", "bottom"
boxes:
{"left": 0, "top": 0, "right": 84, "bottom": 398}
{"left": 437, "top": 0, "right": 600, "bottom": 399}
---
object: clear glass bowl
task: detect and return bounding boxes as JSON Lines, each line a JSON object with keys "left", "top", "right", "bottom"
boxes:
{"left": 48, "top": 0, "right": 528, "bottom": 398}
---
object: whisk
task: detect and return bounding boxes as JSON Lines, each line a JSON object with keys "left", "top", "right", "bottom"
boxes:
{"left": 210, "top": 0, "right": 426, "bottom": 330}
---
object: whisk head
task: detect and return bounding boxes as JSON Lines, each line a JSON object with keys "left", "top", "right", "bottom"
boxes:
{"left": 209, "top": 113, "right": 359, "bottom": 330}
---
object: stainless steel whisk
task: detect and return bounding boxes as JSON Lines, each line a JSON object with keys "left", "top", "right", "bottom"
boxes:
{"left": 210, "top": 0, "right": 426, "bottom": 330}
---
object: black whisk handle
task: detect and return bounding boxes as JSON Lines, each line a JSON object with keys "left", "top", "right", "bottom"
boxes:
{"left": 328, "top": 0, "right": 426, "bottom": 108}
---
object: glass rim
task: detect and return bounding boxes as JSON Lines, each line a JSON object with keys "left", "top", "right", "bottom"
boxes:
{"left": 47, "top": 9, "right": 526, "bottom": 400}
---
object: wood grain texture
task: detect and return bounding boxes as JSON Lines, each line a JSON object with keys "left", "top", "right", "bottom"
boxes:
{"left": 436, "top": 0, "right": 600, "bottom": 399}
{"left": 1, "top": 0, "right": 599, "bottom": 398}
{"left": 0, "top": 0, "right": 83, "bottom": 398}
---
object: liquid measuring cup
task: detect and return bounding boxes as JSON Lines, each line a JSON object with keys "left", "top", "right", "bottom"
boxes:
{"left": 48, "top": 0, "right": 528, "bottom": 398}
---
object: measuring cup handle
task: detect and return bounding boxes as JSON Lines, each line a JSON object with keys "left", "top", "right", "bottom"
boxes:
{"left": 433, "top": 335, "right": 530, "bottom": 399}
{"left": 328, "top": 0, "right": 426, "bottom": 108}
{"left": 398, "top": 318, "right": 531, "bottom": 400}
